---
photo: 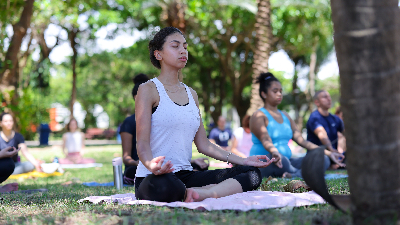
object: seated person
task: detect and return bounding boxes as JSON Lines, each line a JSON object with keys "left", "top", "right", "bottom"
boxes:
{"left": 0, "top": 113, "right": 42, "bottom": 174}
{"left": 250, "top": 73, "right": 344, "bottom": 178}
{"left": 306, "top": 91, "right": 346, "bottom": 169}
{"left": 59, "top": 118, "right": 95, "bottom": 164}
{"left": 0, "top": 146, "right": 19, "bottom": 193}
{"left": 209, "top": 116, "right": 232, "bottom": 151}
{"left": 231, "top": 115, "right": 253, "bottom": 158}
{"left": 134, "top": 27, "right": 274, "bottom": 203}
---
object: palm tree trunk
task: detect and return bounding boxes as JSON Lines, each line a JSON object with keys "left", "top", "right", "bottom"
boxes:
{"left": 331, "top": 0, "right": 400, "bottom": 223}
{"left": 247, "top": 0, "right": 272, "bottom": 116}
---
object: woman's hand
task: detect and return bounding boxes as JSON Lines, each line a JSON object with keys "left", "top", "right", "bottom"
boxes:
{"left": 148, "top": 156, "right": 174, "bottom": 175}
{"left": 0, "top": 147, "right": 18, "bottom": 159}
{"left": 327, "top": 151, "right": 345, "bottom": 167}
{"left": 270, "top": 151, "right": 283, "bottom": 168}
{"left": 242, "top": 155, "right": 275, "bottom": 168}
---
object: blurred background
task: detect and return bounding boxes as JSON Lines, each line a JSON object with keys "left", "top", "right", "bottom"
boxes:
{"left": 0, "top": 0, "right": 342, "bottom": 141}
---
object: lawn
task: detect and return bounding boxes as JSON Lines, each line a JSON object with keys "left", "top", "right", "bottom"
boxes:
{"left": 0, "top": 145, "right": 351, "bottom": 224}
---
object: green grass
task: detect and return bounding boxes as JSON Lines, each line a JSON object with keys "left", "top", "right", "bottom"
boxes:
{"left": 0, "top": 145, "right": 352, "bottom": 224}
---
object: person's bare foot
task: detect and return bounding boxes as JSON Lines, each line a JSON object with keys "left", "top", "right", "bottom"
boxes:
{"left": 329, "top": 164, "right": 340, "bottom": 170}
{"left": 282, "top": 172, "right": 292, "bottom": 178}
{"left": 192, "top": 184, "right": 217, "bottom": 190}
{"left": 184, "top": 188, "right": 200, "bottom": 202}
{"left": 0, "top": 183, "right": 18, "bottom": 193}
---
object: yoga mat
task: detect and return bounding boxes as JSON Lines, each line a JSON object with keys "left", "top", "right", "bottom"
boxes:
{"left": 324, "top": 174, "right": 348, "bottom": 180}
{"left": 82, "top": 182, "right": 133, "bottom": 187}
{"left": 8, "top": 171, "right": 63, "bottom": 179}
{"left": 79, "top": 191, "right": 325, "bottom": 211}
{"left": 60, "top": 163, "right": 103, "bottom": 169}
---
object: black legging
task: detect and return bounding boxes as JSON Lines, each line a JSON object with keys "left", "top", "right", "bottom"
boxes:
{"left": 0, "top": 157, "right": 15, "bottom": 184}
{"left": 135, "top": 166, "right": 262, "bottom": 202}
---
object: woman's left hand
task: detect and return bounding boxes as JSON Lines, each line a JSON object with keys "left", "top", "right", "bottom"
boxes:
{"left": 242, "top": 155, "right": 275, "bottom": 168}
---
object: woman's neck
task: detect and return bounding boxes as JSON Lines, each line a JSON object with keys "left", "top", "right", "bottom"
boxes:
{"left": 158, "top": 66, "right": 180, "bottom": 85}
{"left": 264, "top": 103, "right": 279, "bottom": 113}
{"left": 2, "top": 130, "right": 12, "bottom": 136}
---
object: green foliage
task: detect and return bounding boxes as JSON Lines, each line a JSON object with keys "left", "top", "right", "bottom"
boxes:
{"left": 10, "top": 88, "right": 50, "bottom": 140}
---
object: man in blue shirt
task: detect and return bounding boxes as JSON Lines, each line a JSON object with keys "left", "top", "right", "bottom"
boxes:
{"left": 307, "top": 90, "right": 344, "bottom": 155}
{"left": 209, "top": 116, "right": 232, "bottom": 151}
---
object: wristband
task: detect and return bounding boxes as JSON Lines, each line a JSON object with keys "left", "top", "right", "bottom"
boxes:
{"left": 226, "top": 152, "right": 233, "bottom": 165}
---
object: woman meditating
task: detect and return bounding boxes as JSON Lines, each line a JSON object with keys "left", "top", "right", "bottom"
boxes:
{"left": 0, "top": 113, "right": 42, "bottom": 174}
{"left": 134, "top": 27, "right": 275, "bottom": 203}
{"left": 59, "top": 118, "right": 95, "bottom": 164}
{"left": 249, "top": 72, "right": 344, "bottom": 178}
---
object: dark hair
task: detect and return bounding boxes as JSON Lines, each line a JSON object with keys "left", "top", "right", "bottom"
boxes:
{"left": 0, "top": 112, "right": 11, "bottom": 122}
{"left": 313, "top": 90, "right": 326, "bottom": 101}
{"left": 335, "top": 106, "right": 342, "bottom": 116}
{"left": 242, "top": 114, "right": 250, "bottom": 129}
{"left": 148, "top": 27, "right": 184, "bottom": 69}
{"left": 256, "top": 72, "right": 280, "bottom": 100}
{"left": 66, "top": 118, "right": 77, "bottom": 132}
{"left": 132, "top": 73, "right": 150, "bottom": 98}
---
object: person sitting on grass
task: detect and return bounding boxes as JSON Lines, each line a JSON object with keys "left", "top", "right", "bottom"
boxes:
{"left": 231, "top": 115, "right": 253, "bottom": 158}
{"left": 0, "top": 113, "right": 42, "bottom": 174}
{"left": 0, "top": 146, "right": 19, "bottom": 193}
{"left": 134, "top": 27, "right": 275, "bottom": 203}
{"left": 121, "top": 73, "right": 210, "bottom": 185}
{"left": 59, "top": 118, "right": 95, "bottom": 164}
{"left": 249, "top": 72, "right": 345, "bottom": 178}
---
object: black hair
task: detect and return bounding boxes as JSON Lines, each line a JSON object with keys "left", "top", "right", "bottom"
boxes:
{"left": 256, "top": 72, "right": 280, "bottom": 100}
{"left": 148, "top": 27, "right": 184, "bottom": 69}
{"left": 132, "top": 73, "right": 150, "bottom": 99}
{"left": 313, "top": 90, "right": 326, "bottom": 101}
{"left": 0, "top": 112, "right": 11, "bottom": 122}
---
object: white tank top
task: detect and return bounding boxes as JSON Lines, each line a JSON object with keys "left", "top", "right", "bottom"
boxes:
{"left": 135, "top": 78, "right": 200, "bottom": 177}
{"left": 65, "top": 131, "right": 82, "bottom": 153}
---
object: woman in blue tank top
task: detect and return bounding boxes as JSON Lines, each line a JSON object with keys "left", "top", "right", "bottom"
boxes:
{"left": 249, "top": 73, "right": 343, "bottom": 178}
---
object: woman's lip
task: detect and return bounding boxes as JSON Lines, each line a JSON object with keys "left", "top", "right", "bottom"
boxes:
{"left": 179, "top": 58, "right": 187, "bottom": 61}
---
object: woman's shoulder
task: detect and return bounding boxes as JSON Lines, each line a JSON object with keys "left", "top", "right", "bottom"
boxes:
{"left": 14, "top": 132, "right": 25, "bottom": 140}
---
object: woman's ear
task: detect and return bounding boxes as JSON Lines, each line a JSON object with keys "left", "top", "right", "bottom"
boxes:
{"left": 261, "top": 91, "right": 267, "bottom": 100}
{"left": 154, "top": 50, "right": 162, "bottom": 60}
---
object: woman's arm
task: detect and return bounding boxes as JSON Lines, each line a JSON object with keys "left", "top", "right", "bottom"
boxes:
{"left": 249, "top": 110, "right": 282, "bottom": 168}
{"left": 230, "top": 136, "right": 247, "bottom": 158}
{"left": 0, "top": 147, "right": 18, "bottom": 159}
{"left": 62, "top": 133, "right": 67, "bottom": 155}
{"left": 285, "top": 112, "right": 319, "bottom": 150}
{"left": 80, "top": 132, "right": 85, "bottom": 155}
{"left": 191, "top": 89, "right": 273, "bottom": 168}
{"left": 121, "top": 132, "right": 138, "bottom": 166}
{"left": 19, "top": 143, "right": 42, "bottom": 172}
{"left": 136, "top": 82, "right": 173, "bottom": 175}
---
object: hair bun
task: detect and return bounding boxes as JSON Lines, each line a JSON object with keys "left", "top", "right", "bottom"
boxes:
{"left": 133, "top": 73, "right": 150, "bottom": 84}
{"left": 256, "top": 72, "right": 275, "bottom": 84}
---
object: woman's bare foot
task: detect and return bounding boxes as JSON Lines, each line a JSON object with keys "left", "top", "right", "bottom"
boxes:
{"left": 192, "top": 184, "right": 217, "bottom": 190}
{"left": 282, "top": 172, "right": 292, "bottom": 178}
{"left": 184, "top": 188, "right": 200, "bottom": 202}
{"left": 0, "top": 183, "right": 18, "bottom": 193}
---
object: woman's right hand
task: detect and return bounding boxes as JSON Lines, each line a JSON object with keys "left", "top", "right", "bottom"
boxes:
{"left": 148, "top": 156, "right": 174, "bottom": 175}
{"left": 270, "top": 151, "right": 283, "bottom": 168}
{"left": 0, "top": 147, "right": 19, "bottom": 159}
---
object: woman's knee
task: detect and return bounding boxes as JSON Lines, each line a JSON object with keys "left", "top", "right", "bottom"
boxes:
{"left": 136, "top": 173, "right": 186, "bottom": 202}
{"left": 0, "top": 158, "right": 15, "bottom": 183}
{"left": 234, "top": 166, "right": 262, "bottom": 191}
{"left": 12, "top": 161, "right": 34, "bottom": 175}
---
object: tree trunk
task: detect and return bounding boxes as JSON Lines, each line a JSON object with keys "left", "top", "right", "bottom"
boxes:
{"left": 247, "top": 0, "right": 272, "bottom": 116}
{"left": 331, "top": 0, "right": 400, "bottom": 223}
{"left": 0, "top": 0, "right": 35, "bottom": 104}
{"left": 69, "top": 28, "right": 79, "bottom": 119}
